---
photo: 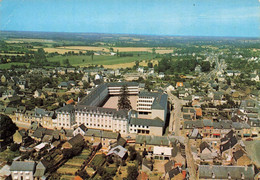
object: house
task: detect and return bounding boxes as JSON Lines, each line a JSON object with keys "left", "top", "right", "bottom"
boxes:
{"left": 153, "top": 146, "right": 173, "bottom": 160}
{"left": 34, "top": 160, "right": 49, "bottom": 179}
{"left": 31, "top": 127, "right": 47, "bottom": 141}
{"left": 2, "top": 89, "right": 16, "bottom": 98}
{"left": 135, "top": 135, "right": 177, "bottom": 152}
{"left": 250, "top": 74, "right": 259, "bottom": 82}
{"left": 58, "top": 82, "right": 69, "bottom": 89}
{"left": 176, "top": 82, "right": 184, "bottom": 88}
{"left": 158, "top": 72, "right": 165, "bottom": 78}
{"left": 195, "top": 65, "right": 201, "bottom": 73}
{"left": 137, "top": 67, "right": 144, "bottom": 73}
{"left": 13, "top": 129, "right": 32, "bottom": 145}
{"left": 42, "top": 134, "right": 53, "bottom": 143}
{"left": 33, "top": 89, "right": 45, "bottom": 98}
{"left": 142, "top": 158, "right": 153, "bottom": 173}
{"left": 84, "top": 129, "right": 119, "bottom": 149}
{"left": 166, "top": 167, "right": 184, "bottom": 180}
{"left": 220, "top": 135, "right": 238, "bottom": 153}
{"left": 233, "top": 149, "right": 251, "bottom": 166}
{"left": 107, "top": 145, "right": 128, "bottom": 162}
{"left": 164, "top": 160, "right": 175, "bottom": 175}
{"left": 10, "top": 161, "right": 36, "bottom": 180}
{"left": 62, "top": 134, "right": 85, "bottom": 149}
{"left": 199, "top": 142, "right": 211, "bottom": 154}
{"left": 34, "top": 142, "right": 48, "bottom": 152}
{"left": 0, "top": 165, "right": 11, "bottom": 179}
{"left": 198, "top": 165, "right": 254, "bottom": 179}
{"left": 73, "top": 124, "right": 88, "bottom": 136}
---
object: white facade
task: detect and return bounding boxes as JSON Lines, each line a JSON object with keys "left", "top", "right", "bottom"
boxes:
{"left": 75, "top": 110, "right": 128, "bottom": 134}
{"left": 57, "top": 111, "right": 75, "bottom": 129}
{"left": 11, "top": 171, "right": 34, "bottom": 180}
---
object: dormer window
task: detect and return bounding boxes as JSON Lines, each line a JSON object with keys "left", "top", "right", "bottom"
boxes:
{"left": 212, "top": 172, "right": 215, "bottom": 179}
{"left": 241, "top": 173, "right": 244, "bottom": 179}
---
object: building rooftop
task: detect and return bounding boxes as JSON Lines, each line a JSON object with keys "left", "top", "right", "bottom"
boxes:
{"left": 130, "top": 117, "right": 164, "bottom": 127}
{"left": 199, "top": 165, "right": 254, "bottom": 179}
{"left": 10, "top": 161, "right": 35, "bottom": 172}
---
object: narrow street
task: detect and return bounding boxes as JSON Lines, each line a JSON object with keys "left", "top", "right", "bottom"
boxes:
{"left": 185, "top": 138, "right": 197, "bottom": 180}
{"left": 167, "top": 90, "right": 182, "bottom": 136}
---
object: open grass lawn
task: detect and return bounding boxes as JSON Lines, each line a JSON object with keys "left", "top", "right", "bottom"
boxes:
{"left": 57, "top": 165, "right": 79, "bottom": 175}
{"left": 65, "top": 158, "right": 85, "bottom": 167}
{"left": 74, "top": 149, "right": 91, "bottom": 159}
{"left": 0, "top": 62, "right": 29, "bottom": 69}
{"left": 91, "top": 154, "right": 106, "bottom": 167}
{"left": 47, "top": 53, "right": 154, "bottom": 67}
{"left": 105, "top": 166, "right": 117, "bottom": 174}
{"left": 60, "top": 175, "right": 75, "bottom": 180}
{"left": 0, "top": 149, "right": 20, "bottom": 163}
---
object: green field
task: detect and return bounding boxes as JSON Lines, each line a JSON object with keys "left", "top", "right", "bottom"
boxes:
{"left": 48, "top": 53, "right": 154, "bottom": 67}
{"left": 91, "top": 154, "right": 106, "bottom": 167}
{"left": 0, "top": 149, "right": 20, "bottom": 163}
{"left": 0, "top": 62, "right": 29, "bottom": 69}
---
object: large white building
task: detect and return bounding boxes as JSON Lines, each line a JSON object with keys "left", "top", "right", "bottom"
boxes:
{"left": 56, "top": 82, "right": 168, "bottom": 135}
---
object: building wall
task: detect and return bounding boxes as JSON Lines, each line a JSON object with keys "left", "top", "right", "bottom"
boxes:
{"left": 151, "top": 109, "right": 165, "bottom": 122}
{"left": 15, "top": 112, "right": 54, "bottom": 129}
{"left": 150, "top": 126, "right": 163, "bottom": 136}
{"left": 11, "top": 171, "right": 34, "bottom": 180}
{"left": 57, "top": 111, "right": 75, "bottom": 129}
{"left": 75, "top": 111, "right": 128, "bottom": 134}
{"left": 137, "top": 96, "right": 154, "bottom": 113}
{"left": 237, "top": 156, "right": 251, "bottom": 166}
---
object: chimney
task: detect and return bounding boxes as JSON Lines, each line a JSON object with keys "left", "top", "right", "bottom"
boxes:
{"left": 245, "top": 165, "right": 248, "bottom": 171}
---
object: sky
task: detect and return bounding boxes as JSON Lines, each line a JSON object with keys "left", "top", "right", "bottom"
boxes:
{"left": 0, "top": 0, "right": 259, "bottom": 37}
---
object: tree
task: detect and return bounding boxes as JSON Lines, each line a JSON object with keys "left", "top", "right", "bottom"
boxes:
{"left": 128, "top": 146, "right": 137, "bottom": 161}
{"left": 148, "top": 62, "right": 153, "bottom": 68}
{"left": 0, "top": 114, "right": 18, "bottom": 140}
{"left": 127, "top": 166, "right": 138, "bottom": 180}
{"left": 201, "top": 61, "right": 211, "bottom": 72}
{"left": 142, "top": 148, "right": 148, "bottom": 158}
{"left": 10, "top": 143, "right": 20, "bottom": 152}
{"left": 118, "top": 85, "right": 132, "bottom": 110}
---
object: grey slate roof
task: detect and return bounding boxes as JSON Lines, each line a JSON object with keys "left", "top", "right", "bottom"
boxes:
{"left": 199, "top": 165, "right": 254, "bottom": 179}
{"left": 130, "top": 117, "right": 164, "bottom": 127}
{"left": 107, "top": 145, "right": 127, "bottom": 158}
{"left": 233, "top": 149, "right": 245, "bottom": 161}
{"left": 84, "top": 128, "right": 118, "bottom": 139}
{"left": 56, "top": 104, "right": 74, "bottom": 112}
{"left": 10, "top": 161, "right": 35, "bottom": 171}
{"left": 34, "top": 160, "right": 48, "bottom": 177}
{"left": 142, "top": 158, "right": 153, "bottom": 170}
{"left": 76, "top": 105, "right": 128, "bottom": 118}
{"left": 135, "top": 135, "right": 177, "bottom": 146}
{"left": 67, "top": 134, "right": 84, "bottom": 147}
{"left": 168, "top": 167, "right": 181, "bottom": 179}
{"left": 164, "top": 160, "right": 175, "bottom": 173}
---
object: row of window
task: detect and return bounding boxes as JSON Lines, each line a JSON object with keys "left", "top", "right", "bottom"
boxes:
{"left": 130, "top": 124, "right": 149, "bottom": 128}
{"left": 138, "top": 104, "right": 152, "bottom": 107}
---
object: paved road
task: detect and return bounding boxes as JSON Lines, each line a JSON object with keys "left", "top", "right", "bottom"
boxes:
{"left": 167, "top": 90, "right": 182, "bottom": 136}
{"left": 185, "top": 138, "right": 198, "bottom": 180}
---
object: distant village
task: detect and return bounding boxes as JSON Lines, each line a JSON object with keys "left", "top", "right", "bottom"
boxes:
{"left": 0, "top": 50, "right": 260, "bottom": 180}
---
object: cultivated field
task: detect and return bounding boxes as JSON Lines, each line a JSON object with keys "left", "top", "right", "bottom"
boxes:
{"left": 0, "top": 63, "right": 29, "bottom": 69}
{"left": 47, "top": 54, "right": 155, "bottom": 67}
{"left": 44, "top": 46, "right": 176, "bottom": 54}
{"left": 6, "top": 38, "right": 55, "bottom": 43}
